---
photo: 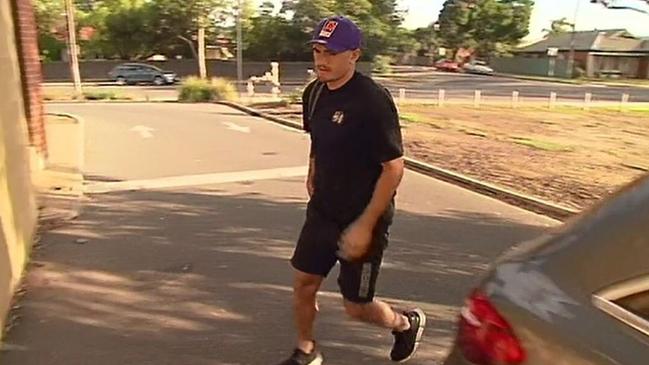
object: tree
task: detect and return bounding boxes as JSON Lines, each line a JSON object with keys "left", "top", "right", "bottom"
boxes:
{"left": 412, "top": 26, "right": 440, "bottom": 57}
{"left": 437, "top": 0, "right": 534, "bottom": 59}
{"left": 34, "top": 0, "right": 67, "bottom": 61}
{"left": 244, "top": 8, "right": 306, "bottom": 60}
{"left": 214, "top": 0, "right": 258, "bottom": 58}
{"left": 35, "top": 0, "right": 412, "bottom": 62}
{"left": 544, "top": 18, "right": 573, "bottom": 37}
{"left": 141, "top": 0, "right": 234, "bottom": 61}
{"left": 437, "top": 0, "right": 473, "bottom": 56}
{"left": 103, "top": 2, "right": 155, "bottom": 59}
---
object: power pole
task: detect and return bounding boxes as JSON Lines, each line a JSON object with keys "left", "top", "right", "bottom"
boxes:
{"left": 64, "top": 0, "right": 82, "bottom": 96}
{"left": 567, "top": 0, "right": 582, "bottom": 79}
{"left": 236, "top": 0, "right": 243, "bottom": 86}
{"left": 198, "top": 26, "right": 207, "bottom": 79}
{"left": 590, "top": 0, "right": 649, "bottom": 13}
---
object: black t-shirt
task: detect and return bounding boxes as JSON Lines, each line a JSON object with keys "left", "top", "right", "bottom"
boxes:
{"left": 303, "top": 71, "right": 403, "bottom": 224}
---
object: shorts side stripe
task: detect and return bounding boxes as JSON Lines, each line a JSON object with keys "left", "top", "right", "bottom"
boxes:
{"left": 359, "top": 262, "right": 372, "bottom": 299}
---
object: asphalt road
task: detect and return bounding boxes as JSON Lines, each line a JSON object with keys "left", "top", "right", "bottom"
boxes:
{"left": 379, "top": 71, "right": 649, "bottom": 102}
{"left": 2, "top": 103, "right": 556, "bottom": 365}
{"left": 44, "top": 71, "right": 649, "bottom": 102}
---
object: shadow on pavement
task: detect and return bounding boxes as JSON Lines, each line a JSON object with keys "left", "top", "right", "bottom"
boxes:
{"left": 1, "top": 188, "right": 547, "bottom": 365}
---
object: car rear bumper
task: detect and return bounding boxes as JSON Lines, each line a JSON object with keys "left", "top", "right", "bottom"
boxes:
{"left": 163, "top": 74, "right": 179, "bottom": 84}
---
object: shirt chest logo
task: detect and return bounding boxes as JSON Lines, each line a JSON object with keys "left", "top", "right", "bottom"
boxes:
{"left": 331, "top": 111, "right": 345, "bottom": 125}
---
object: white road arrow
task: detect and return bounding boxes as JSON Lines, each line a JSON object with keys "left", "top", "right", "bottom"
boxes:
{"left": 222, "top": 121, "right": 250, "bottom": 134}
{"left": 130, "top": 125, "right": 155, "bottom": 139}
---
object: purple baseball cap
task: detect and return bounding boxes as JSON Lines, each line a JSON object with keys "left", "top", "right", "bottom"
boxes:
{"left": 308, "top": 16, "right": 363, "bottom": 53}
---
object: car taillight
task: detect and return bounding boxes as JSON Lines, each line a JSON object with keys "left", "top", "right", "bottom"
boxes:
{"left": 457, "top": 290, "right": 526, "bottom": 365}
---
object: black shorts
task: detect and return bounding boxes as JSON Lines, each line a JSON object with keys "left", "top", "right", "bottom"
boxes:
{"left": 290, "top": 203, "right": 393, "bottom": 303}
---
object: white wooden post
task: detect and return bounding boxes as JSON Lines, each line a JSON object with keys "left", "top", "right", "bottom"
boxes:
{"left": 399, "top": 88, "right": 406, "bottom": 104}
{"left": 584, "top": 92, "right": 592, "bottom": 111}
{"left": 512, "top": 91, "right": 519, "bottom": 109}
{"left": 620, "top": 93, "right": 629, "bottom": 112}
{"left": 247, "top": 79, "right": 255, "bottom": 97}
{"left": 549, "top": 92, "right": 557, "bottom": 109}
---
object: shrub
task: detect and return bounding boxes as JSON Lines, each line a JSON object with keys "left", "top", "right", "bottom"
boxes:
{"left": 83, "top": 91, "right": 117, "bottom": 100}
{"left": 373, "top": 55, "right": 393, "bottom": 74}
{"left": 178, "top": 77, "right": 237, "bottom": 102}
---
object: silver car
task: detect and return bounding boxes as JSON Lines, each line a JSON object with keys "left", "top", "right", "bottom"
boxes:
{"left": 108, "top": 63, "right": 178, "bottom": 86}
{"left": 462, "top": 61, "right": 494, "bottom": 76}
{"left": 444, "top": 173, "right": 649, "bottom": 365}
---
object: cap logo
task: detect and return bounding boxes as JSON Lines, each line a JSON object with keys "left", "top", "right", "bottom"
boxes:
{"left": 319, "top": 20, "right": 339, "bottom": 38}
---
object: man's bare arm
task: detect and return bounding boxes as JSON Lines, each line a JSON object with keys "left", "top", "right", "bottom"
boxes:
{"left": 357, "top": 157, "right": 404, "bottom": 227}
{"left": 338, "top": 157, "right": 404, "bottom": 261}
{"left": 307, "top": 157, "right": 316, "bottom": 197}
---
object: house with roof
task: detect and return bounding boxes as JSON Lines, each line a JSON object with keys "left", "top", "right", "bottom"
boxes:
{"left": 514, "top": 29, "right": 649, "bottom": 79}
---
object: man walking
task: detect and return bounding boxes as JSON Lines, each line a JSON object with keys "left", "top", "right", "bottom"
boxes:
{"left": 277, "top": 15, "right": 426, "bottom": 365}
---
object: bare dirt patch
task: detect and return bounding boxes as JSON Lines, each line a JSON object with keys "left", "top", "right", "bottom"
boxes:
{"left": 252, "top": 102, "right": 649, "bottom": 210}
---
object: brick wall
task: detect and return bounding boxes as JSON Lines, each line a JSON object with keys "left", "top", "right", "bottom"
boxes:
{"left": 12, "top": 0, "right": 47, "bottom": 156}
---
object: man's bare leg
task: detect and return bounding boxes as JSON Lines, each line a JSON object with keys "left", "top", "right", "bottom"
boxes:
{"left": 343, "top": 299, "right": 426, "bottom": 362}
{"left": 293, "top": 270, "right": 324, "bottom": 353}
{"left": 342, "top": 299, "right": 410, "bottom": 330}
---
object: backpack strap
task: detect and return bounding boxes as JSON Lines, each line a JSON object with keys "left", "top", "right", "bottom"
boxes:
{"left": 307, "top": 80, "right": 325, "bottom": 123}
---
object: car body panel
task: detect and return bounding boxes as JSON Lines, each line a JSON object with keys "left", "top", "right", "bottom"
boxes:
{"left": 435, "top": 60, "right": 461, "bottom": 72}
{"left": 444, "top": 174, "right": 649, "bottom": 365}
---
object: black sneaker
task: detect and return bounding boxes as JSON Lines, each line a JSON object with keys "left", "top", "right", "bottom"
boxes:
{"left": 277, "top": 348, "right": 324, "bottom": 365}
{"left": 390, "top": 308, "right": 426, "bottom": 362}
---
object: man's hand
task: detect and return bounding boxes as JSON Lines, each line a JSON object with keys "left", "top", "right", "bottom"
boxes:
{"left": 338, "top": 219, "right": 373, "bottom": 261}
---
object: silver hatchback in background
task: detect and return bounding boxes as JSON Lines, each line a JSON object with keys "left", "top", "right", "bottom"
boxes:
{"left": 108, "top": 63, "right": 179, "bottom": 86}
{"left": 462, "top": 61, "right": 494, "bottom": 76}
{"left": 443, "top": 173, "right": 649, "bottom": 365}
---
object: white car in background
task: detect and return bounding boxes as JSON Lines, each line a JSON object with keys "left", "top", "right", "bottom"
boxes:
{"left": 463, "top": 61, "right": 495, "bottom": 76}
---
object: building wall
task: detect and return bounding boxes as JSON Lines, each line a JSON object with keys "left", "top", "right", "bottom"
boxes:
{"left": 0, "top": 0, "right": 40, "bottom": 340}
{"left": 638, "top": 56, "right": 649, "bottom": 79}
{"left": 491, "top": 56, "right": 571, "bottom": 78}
{"left": 497, "top": 51, "right": 649, "bottom": 79}
{"left": 591, "top": 55, "right": 642, "bottom": 78}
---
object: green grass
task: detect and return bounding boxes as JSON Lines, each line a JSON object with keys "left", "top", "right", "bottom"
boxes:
{"left": 400, "top": 113, "right": 445, "bottom": 129}
{"left": 510, "top": 136, "right": 573, "bottom": 152}
{"left": 400, "top": 113, "right": 426, "bottom": 124}
{"left": 604, "top": 106, "right": 649, "bottom": 115}
{"left": 283, "top": 87, "right": 303, "bottom": 105}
